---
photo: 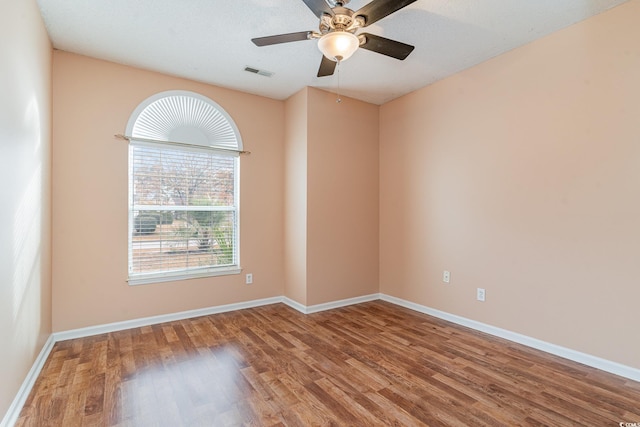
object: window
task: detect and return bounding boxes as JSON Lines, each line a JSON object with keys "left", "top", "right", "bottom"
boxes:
{"left": 126, "top": 91, "right": 242, "bottom": 285}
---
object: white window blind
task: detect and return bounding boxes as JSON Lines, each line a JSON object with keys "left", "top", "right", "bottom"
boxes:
{"left": 129, "top": 141, "right": 239, "bottom": 283}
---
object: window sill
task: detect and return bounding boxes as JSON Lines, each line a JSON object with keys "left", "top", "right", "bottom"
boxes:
{"left": 128, "top": 267, "right": 242, "bottom": 286}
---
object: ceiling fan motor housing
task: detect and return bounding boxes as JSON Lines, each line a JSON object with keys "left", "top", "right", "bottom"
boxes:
{"left": 320, "top": 7, "right": 363, "bottom": 34}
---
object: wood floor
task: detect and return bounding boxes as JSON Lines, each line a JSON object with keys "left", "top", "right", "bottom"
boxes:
{"left": 17, "top": 301, "right": 640, "bottom": 426}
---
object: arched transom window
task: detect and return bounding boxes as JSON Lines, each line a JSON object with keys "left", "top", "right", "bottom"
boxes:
{"left": 126, "top": 90, "right": 242, "bottom": 285}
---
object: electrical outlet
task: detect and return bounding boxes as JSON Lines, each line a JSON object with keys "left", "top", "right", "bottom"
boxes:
{"left": 245, "top": 273, "right": 253, "bottom": 285}
{"left": 442, "top": 270, "right": 451, "bottom": 283}
{"left": 477, "top": 288, "right": 486, "bottom": 302}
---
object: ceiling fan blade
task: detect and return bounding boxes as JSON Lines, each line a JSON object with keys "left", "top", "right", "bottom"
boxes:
{"left": 301, "top": 0, "right": 334, "bottom": 18}
{"left": 317, "top": 55, "right": 337, "bottom": 77}
{"left": 359, "top": 33, "right": 414, "bottom": 60}
{"left": 252, "top": 31, "right": 312, "bottom": 47}
{"left": 354, "top": 0, "right": 417, "bottom": 27}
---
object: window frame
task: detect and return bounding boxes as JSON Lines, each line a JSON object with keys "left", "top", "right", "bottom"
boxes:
{"left": 125, "top": 91, "right": 243, "bottom": 285}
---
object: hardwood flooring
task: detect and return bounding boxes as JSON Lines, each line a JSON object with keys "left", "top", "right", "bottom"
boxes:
{"left": 17, "top": 301, "right": 640, "bottom": 426}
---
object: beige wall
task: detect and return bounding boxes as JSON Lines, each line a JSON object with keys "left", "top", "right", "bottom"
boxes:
{"left": 284, "top": 89, "right": 308, "bottom": 304}
{"left": 0, "top": 0, "right": 52, "bottom": 420}
{"left": 52, "top": 51, "right": 285, "bottom": 331}
{"left": 283, "top": 87, "right": 379, "bottom": 306}
{"left": 306, "top": 88, "right": 379, "bottom": 305}
{"left": 52, "top": 52, "right": 379, "bottom": 330}
{"left": 380, "top": 0, "right": 640, "bottom": 369}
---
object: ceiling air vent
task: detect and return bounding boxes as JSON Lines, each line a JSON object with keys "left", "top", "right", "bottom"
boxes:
{"left": 244, "top": 66, "right": 274, "bottom": 77}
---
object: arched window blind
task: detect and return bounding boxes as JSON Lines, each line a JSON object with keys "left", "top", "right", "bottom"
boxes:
{"left": 126, "top": 91, "right": 242, "bottom": 285}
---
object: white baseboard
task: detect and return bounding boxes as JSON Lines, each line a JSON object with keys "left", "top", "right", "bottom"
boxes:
{"left": 379, "top": 293, "right": 640, "bottom": 383}
{"left": 53, "top": 296, "right": 283, "bottom": 342}
{"left": 282, "top": 297, "right": 307, "bottom": 313}
{"left": 1, "top": 335, "right": 55, "bottom": 427}
{"left": 283, "top": 293, "right": 381, "bottom": 314}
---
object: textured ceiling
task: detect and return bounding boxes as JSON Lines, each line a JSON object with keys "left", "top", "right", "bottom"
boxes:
{"left": 37, "top": 0, "right": 629, "bottom": 105}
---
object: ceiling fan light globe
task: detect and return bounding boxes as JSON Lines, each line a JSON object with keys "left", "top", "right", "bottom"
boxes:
{"left": 318, "top": 31, "right": 359, "bottom": 62}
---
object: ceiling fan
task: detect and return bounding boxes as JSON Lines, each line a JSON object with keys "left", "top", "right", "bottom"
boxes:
{"left": 251, "top": 0, "right": 417, "bottom": 77}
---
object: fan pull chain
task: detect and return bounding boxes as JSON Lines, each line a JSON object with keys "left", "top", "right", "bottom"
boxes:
{"left": 336, "top": 60, "right": 342, "bottom": 103}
